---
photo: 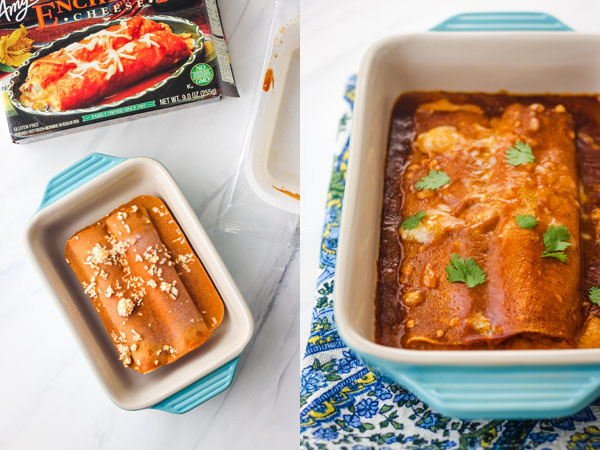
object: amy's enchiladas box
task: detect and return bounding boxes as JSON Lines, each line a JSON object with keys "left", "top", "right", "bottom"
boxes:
{"left": 0, "top": 0, "right": 238, "bottom": 143}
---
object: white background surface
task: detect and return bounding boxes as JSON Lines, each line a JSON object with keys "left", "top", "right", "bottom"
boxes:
{"left": 5, "top": 1, "right": 600, "bottom": 448}
{"left": 299, "top": 0, "right": 600, "bottom": 354}
{"left": 0, "top": 1, "right": 299, "bottom": 449}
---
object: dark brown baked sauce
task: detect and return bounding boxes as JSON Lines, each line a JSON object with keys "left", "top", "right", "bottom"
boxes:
{"left": 376, "top": 92, "right": 600, "bottom": 350}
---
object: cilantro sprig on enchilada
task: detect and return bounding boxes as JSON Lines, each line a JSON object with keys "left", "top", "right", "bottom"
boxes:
{"left": 376, "top": 92, "right": 600, "bottom": 350}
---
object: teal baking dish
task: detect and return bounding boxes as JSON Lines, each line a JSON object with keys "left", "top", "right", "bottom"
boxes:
{"left": 25, "top": 153, "right": 253, "bottom": 413}
{"left": 334, "top": 12, "right": 600, "bottom": 420}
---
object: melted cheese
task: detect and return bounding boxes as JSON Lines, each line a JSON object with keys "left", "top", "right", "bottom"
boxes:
{"left": 64, "top": 22, "right": 131, "bottom": 56}
{"left": 400, "top": 209, "right": 463, "bottom": 244}
{"left": 137, "top": 34, "right": 161, "bottom": 49}
{"left": 466, "top": 313, "right": 493, "bottom": 336}
{"left": 416, "top": 126, "right": 465, "bottom": 156}
{"left": 67, "top": 34, "right": 161, "bottom": 81}
{"left": 418, "top": 99, "right": 484, "bottom": 114}
{"left": 61, "top": 23, "right": 162, "bottom": 81}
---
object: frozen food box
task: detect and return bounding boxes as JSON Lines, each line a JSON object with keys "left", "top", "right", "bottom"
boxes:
{"left": 0, "top": 0, "right": 238, "bottom": 143}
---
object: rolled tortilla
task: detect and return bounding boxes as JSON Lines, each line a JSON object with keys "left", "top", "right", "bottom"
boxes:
{"left": 20, "top": 18, "right": 191, "bottom": 111}
{"left": 21, "top": 17, "right": 164, "bottom": 94}
{"left": 397, "top": 101, "right": 580, "bottom": 349}
{"left": 66, "top": 195, "right": 223, "bottom": 373}
{"left": 65, "top": 222, "right": 174, "bottom": 373}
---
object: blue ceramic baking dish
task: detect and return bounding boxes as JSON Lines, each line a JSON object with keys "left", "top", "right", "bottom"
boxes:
{"left": 335, "top": 12, "right": 600, "bottom": 420}
{"left": 25, "top": 153, "right": 254, "bottom": 413}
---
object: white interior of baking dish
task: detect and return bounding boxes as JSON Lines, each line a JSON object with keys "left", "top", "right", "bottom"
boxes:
{"left": 335, "top": 32, "right": 600, "bottom": 366}
{"left": 25, "top": 157, "right": 253, "bottom": 409}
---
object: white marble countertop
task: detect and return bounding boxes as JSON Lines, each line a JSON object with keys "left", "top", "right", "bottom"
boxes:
{"left": 0, "top": 1, "right": 299, "bottom": 449}
{"left": 300, "top": 0, "right": 600, "bottom": 348}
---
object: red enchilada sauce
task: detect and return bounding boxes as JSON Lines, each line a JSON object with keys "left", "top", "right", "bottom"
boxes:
{"left": 263, "top": 68, "right": 274, "bottom": 92}
{"left": 99, "top": 69, "right": 175, "bottom": 105}
{"left": 376, "top": 92, "right": 600, "bottom": 350}
{"left": 273, "top": 185, "right": 300, "bottom": 200}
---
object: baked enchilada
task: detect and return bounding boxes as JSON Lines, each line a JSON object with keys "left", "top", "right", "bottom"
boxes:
{"left": 376, "top": 92, "right": 600, "bottom": 350}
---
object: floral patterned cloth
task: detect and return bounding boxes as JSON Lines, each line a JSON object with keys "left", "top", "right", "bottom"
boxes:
{"left": 299, "top": 75, "right": 600, "bottom": 450}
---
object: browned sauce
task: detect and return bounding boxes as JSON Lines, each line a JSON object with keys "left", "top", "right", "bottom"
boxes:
{"left": 273, "top": 185, "right": 300, "bottom": 200}
{"left": 376, "top": 92, "right": 600, "bottom": 350}
{"left": 263, "top": 68, "right": 274, "bottom": 92}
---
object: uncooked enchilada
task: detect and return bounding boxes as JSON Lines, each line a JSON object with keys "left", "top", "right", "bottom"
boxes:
{"left": 65, "top": 195, "right": 224, "bottom": 374}
{"left": 19, "top": 17, "right": 195, "bottom": 111}
{"left": 376, "top": 92, "right": 600, "bottom": 350}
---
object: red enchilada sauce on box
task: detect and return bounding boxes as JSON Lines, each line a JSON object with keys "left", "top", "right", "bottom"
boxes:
{"left": 99, "top": 69, "right": 175, "bottom": 105}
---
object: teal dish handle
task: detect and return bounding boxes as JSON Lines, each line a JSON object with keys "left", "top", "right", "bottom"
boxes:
{"left": 355, "top": 349, "right": 600, "bottom": 420}
{"left": 152, "top": 358, "right": 240, "bottom": 414}
{"left": 431, "top": 12, "right": 572, "bottom": 32}
{"left": 38, "top": 152, "right": 126, "bottom": 211}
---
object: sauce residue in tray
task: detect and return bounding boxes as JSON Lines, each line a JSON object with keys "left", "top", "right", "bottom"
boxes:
{"left": 263, "top": 68, "right": 274, "bottom": 92}
{"left": 273, "top": 185, "right": 299, "bottom": 200}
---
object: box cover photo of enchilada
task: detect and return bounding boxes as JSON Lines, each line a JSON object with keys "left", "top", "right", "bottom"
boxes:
{"left": 0, "top": 0, "right": 238, "bottom": 143}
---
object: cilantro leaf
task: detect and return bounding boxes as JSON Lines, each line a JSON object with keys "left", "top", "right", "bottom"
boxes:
{"left": 516, "top": 214, "right": 538, "bottom": 229}
{"left": 543, "top": 225, "right": 572, "bottom": 252}
{"left": 445, "top": 253, "right": 486, "bottom": 288}
{"left": 541, "top": 251, "right": 568, "bottom": 262}
{"left": 506, "top": 141, "right": 535, "bottom": 166}
{"left": 415, "top": 170, "right": 450, "bottom": 191}
{"left": 401, "top": 211, "right": 426, "bottom": 230}
{"left": 589, "top": 287, "right": 600, "bottom": 306}
{"left": 541, "top": 225, "right": 572, "bottom": 262}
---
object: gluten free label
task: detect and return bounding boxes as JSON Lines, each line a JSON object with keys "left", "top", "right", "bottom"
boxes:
{"left": 190, "top": 63, "right": 214, "bottom": 86}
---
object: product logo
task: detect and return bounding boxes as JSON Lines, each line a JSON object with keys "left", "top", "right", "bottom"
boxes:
{"left": 0, "top": 0, "right": 39, "bottom": 22}
{"left": 31, "top": 0, "right": 142, "bottom": 28}
{"left": 190, "top": 63, "right": 214, "bottom": 86}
